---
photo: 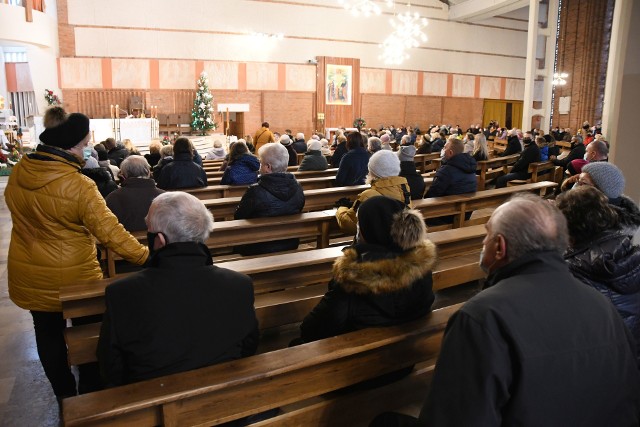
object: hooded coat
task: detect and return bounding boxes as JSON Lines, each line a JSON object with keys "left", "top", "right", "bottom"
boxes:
{"left": 425, "top": 153, "right": 477, "bottom": 198}
{"left": 5, "top": 144, "right": 149, "bottom": 312}
{"left": 336, "top": 176, "right": 411, "bottom": 235}
{"left": 299, "top": 240, "right": 436, "bottom": 343}
{"left": 220, "top": 154, "right": 260, "bottom": 185}
{"left": 234, "top": 173, "right": 305, "bottom": 255}
{"left": 298, "top": 150, "right": 328, "bottom": 171}
{"left": 610, "top": 195, "right": 640, "bottom": 236}
{"left": 565, "top": 231, "right": 640, "bottom": 362}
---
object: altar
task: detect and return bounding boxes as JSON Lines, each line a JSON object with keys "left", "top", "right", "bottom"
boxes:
{"left": 29, "top": 117, "right": 159, "bottom": 149}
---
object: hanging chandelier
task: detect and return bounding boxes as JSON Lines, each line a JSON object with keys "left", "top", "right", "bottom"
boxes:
{"left": 552, "top": 72, "right": 568, "bottom": 86}
{"left": 378, "top": 8, "right": 428, "bottom": 65}
{"left": 338, "top": 0, "right": 394, "bottom": 17}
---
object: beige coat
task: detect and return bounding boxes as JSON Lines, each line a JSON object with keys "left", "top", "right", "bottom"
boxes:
{"left": 336, "top": 176, "right": 411, "bottom": 235}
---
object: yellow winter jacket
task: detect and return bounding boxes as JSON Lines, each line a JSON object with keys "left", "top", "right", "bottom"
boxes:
{"left": 5, "top": 145, "right": 149, "bottom": 312}
{"left": 335, "top": 176, "right": 412, "bottom": 235}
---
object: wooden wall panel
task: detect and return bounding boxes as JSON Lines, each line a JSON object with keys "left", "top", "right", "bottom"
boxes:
{"left": 316, "top": 56, "right": 360, "bottom": 131}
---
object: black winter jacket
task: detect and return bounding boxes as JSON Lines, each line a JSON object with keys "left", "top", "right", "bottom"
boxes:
{"left": 553, "top": 143, "right": 585, "bottom": 170}
{"left": 331, "top": 141, "right": 348, "bottom": 167}
{"left": 422, "top": 251, "right": 640, "bottom": 426}
{"left": 97, "top": 242, "right": 258, "bottom": 386}
{"left": 292, "top": 139, "right": 307, "bottom": 154}
{"left": 425, "top": 153, "right": 477, "bottom": 225}
{"left": 610, "top": 195, "right": 640, "bottom": 236}
{"left": 511, "top": 142, "right": 541, "bottom": 174}
{"left": 234, "top": 173, "right": 305, "bottom": 255}
{"left": 335, "top": 147, "right": 370, "bottom": 186}
{"left": 500, "top": 135, "right": 522, "bottom": 157}
{"left": 298, "top": 241, "right": 436, "bottom": 343}
{"left": 430, "top": 138, "right": 445, "bottom": 153}
{"left": 565, "top": 231, "right": 640, "bottom": 362}
{"left": 298, "top": 150, "right": 328, "bottom": 171}
{"left": 108, "top": 145, "right": 130, "bottom": 167}
{"left": 425, "top": 153, "right": 477, "bottom": 198}
{"left": 156, "top": 153, "right": 207, "bottom": 190}
{"left": 399, "top": 161, "right": 426, "bottom": 199}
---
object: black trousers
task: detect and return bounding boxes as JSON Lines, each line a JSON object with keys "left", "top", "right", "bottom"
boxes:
{"left": 30, "top": 311, "right": 103, "bottom": 398}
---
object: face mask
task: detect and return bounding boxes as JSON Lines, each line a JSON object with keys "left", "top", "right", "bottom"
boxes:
{"left": 583, "top": 153, "right": 590, "bottom": 161}
{"left": 440, "top": 148, "right": 446, "bottom": 158}
{"left": 147, "top": 232, "right": 166, "bottom": 256}
{"left": 479, "top": 248, "right": 489, "bottom": 274}
{"left": 82, "top": 147, "right": 92, "bottom": 160}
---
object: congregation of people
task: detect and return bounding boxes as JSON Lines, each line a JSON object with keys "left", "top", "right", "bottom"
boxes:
{"left": 4, "top": 106, "right": 640, "bottom": 425}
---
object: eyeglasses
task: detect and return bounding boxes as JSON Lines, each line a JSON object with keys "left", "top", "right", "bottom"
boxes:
{"left": 576, "top": 179, "right": 594, "bottom": 187}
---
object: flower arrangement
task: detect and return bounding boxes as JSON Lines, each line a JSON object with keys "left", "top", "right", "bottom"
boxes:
{"left": 353, "top": 117, "right": 366, "bottom": 130}
{"left": 161, "top": 135, "right": 172, "bottom": 145}
{"left": 44, "top": 89, "right": 61, "bottom": 106}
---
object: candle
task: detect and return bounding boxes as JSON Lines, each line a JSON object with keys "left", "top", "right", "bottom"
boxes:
{"left": 110, "top": 104, "right": 114, "bottom": 119}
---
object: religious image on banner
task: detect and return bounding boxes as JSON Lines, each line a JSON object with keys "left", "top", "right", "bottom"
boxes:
{"left": 326, "top": 64, "right": 352, "bottom": 105}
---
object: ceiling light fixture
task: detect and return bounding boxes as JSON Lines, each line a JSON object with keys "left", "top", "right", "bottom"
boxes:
{"left": 338, "top": 0, "right": 394, "bottom": 17}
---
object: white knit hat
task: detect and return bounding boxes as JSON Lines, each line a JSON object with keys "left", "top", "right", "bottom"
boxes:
{"left": 307, "top": 139, "right": 321, "bottom": 151}
{"left": 368, "top": 150, "right": 400, "bottom": 178}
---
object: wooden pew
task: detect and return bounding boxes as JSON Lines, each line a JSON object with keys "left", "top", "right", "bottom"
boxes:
{"left": 186, "top": 176, "right": 339, "bottom": 199}
{"left": 506, "top": 161, "right": 563, "bottom": 187}
{"left": 490, "top": 138, "right": 509, "bottom": 153}
{"left": 413, "top": 181, "right": 557, "bottom": 230}
{"left": 62, "top": 226, "right": 485, "bottom": 367}
{"left": 205, "top": 168, "right": 339, "bottom": 185}
{"left": 415, "top": 152, "right": 441, "bottom": 173}
{"left": 202, "top": 185, "right": 368, "bottom": 220}
{"left": 62, "top": 304, "right": 460, "bottom": 427}
{"left": 476, "top": 154, "right": 519, "bottom": 190}
{"left": 204, "top": 165, "right": 298, "bottom": 177}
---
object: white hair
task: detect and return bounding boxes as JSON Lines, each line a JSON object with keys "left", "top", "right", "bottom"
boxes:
{"left": 147, "top": 192, "right": 213, "bottom": 244}
{"left": 258, "top": 142, "right": 289, "bottom": 173}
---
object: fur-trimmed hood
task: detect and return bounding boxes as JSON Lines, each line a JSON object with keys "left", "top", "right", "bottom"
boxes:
{"left": 333, "top": 240, "right": 437, "bottom": 295}
{"left": 611, "top": 195, "right": 640, "bottom": 234}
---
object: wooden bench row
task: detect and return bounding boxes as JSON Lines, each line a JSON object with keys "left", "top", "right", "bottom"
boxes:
{"left": 103, "top": 181, "right": 556, "bottom": 278}
{"left": 63, "top": 225, "right": 486, "bottom": 367}
{"left": 62, "top": 303, "right": 460, "bottom": 426}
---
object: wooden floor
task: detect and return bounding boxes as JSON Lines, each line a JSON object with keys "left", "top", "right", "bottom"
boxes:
{"left": 0, "top": 175, "right": 482, "bottom": 426}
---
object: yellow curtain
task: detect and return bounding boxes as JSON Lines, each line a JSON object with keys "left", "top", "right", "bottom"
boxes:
{"left": 483, "top": 100, "right": 507, "bottom": 128}
{"left": 511, "top": 101, "right": 524, "bottom": 130}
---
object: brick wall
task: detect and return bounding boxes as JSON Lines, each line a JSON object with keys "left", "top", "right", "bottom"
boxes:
{"left": 553, "top": 0, "right": 615, "bottom": 130}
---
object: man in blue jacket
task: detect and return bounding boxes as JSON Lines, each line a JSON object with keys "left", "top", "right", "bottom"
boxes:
{"left": 425, "top": 137, "right": 477, "bottom": 225}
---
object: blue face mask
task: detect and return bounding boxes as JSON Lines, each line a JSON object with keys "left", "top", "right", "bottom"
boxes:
{"left": 82, "top": 147, "right": 92, "bottom": 160}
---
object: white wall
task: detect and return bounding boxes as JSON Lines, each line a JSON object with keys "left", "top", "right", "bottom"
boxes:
{"left": 0, "top": 47, "right": 7, "bottom": 103}
{"left": 66, "top": 0, "right": 528, "bottom": 78}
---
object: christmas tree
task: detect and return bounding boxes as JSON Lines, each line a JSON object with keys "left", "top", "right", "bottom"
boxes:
{"left": 190, "top": 71, "right": 217, "bottom": 135}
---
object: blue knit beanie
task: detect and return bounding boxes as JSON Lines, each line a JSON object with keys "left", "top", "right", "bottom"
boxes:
{"left": 582, "top": 162, "right": 625, "bottom": 200}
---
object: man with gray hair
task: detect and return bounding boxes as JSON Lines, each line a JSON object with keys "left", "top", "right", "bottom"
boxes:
{"left": 106, "top": 155, "right": 164, "bottom": 231}
{"left": 371, "top": 193, "right": 640, "bottom": 426}
{"left": 234, "top": 142, "right": 305, "bottom": 255}
{"left": 97, "top": 192, "right": 259, "bottom": 386}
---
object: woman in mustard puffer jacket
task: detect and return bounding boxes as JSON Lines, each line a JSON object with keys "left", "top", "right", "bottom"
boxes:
{"left": 5, "top": 107, "right": 149, "bottom": 403}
